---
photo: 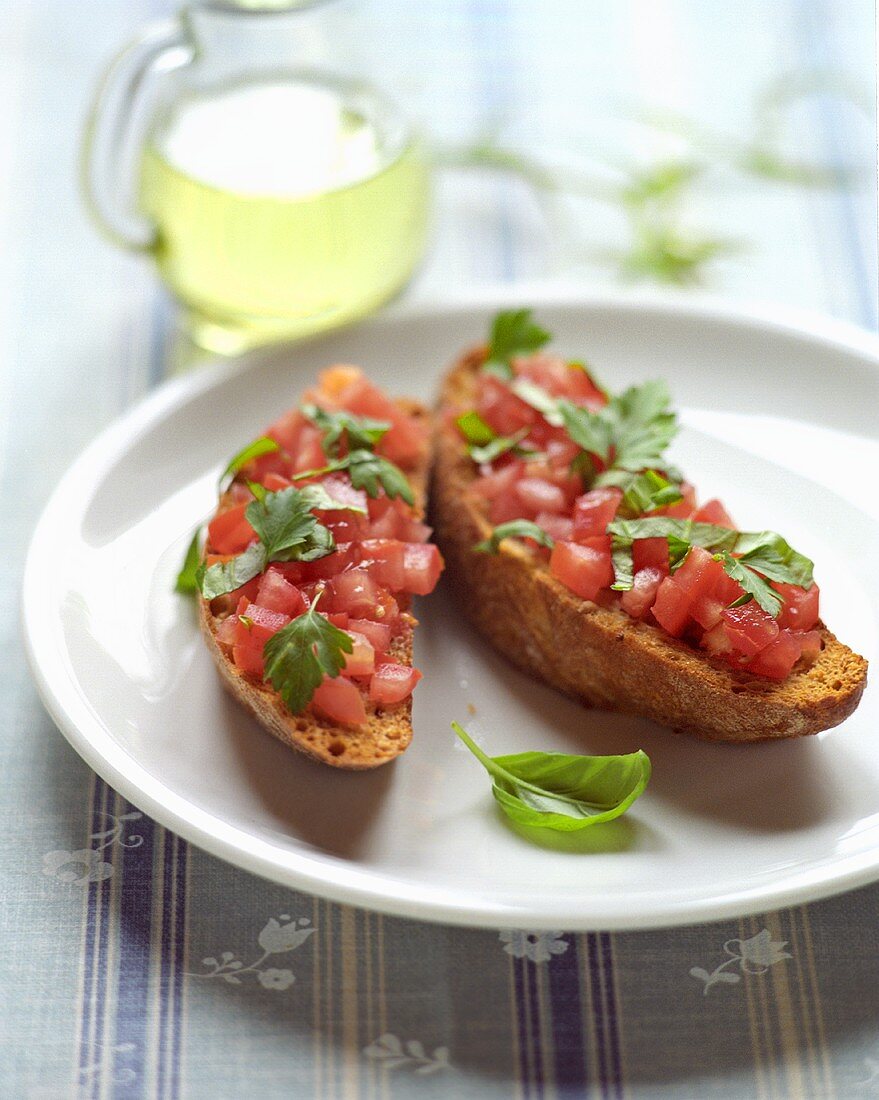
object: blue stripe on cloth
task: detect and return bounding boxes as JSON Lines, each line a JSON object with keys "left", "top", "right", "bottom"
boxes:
{"left": 585, "top": 933, "right": 610, "bottom": 1098}
{"left": 526, "top": 956, "right": 545, "bottom": 1094}
{"left": 172, "top": 835, "right": 188, "bottom": 1097}
{"left": 111, "top": 806, "right": 156, "bottom": 1100}
{"left": 599, "top": 932, "right": 623, "bottom": 1099}
{"left": 547, "top": 935, "right": 588, "bottom": 1093}
{"left": 796, "top": 0, "right": 877, "bottom": 329}
{"left": 512, "top": 956, "right": 533, "bottom": 1097}
{"left": 77, "top": 776, "right": 105, "bottom": 1093}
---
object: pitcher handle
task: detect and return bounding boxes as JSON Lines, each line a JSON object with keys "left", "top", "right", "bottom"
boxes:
{"left": 81, "top": 20, "right": 192, "bottom": 251}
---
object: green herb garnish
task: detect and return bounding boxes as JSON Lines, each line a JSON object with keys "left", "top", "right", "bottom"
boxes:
{"left": 452, "top": 723, "right": 651, "bottom": 832}
{"left": 289, "top": 449, "right": 414, "bottom": 507}
{"left": 606, "top": 517, "right": 814, "bottom": 616}
{"left": 263, "top": 594, "right": 354, "bottom": 714}
{"left": 456, "top": 410, "right": 496, "bottom": 446}
{"left": 219, "top": 436, "right": 280, "bottom": 489}
{"left": 482, "top": 309, "right": 551, "bottom": 378}
{"left": 175, "top": 528, "right": 202, "bottom": 594}
{"left": 617, "top": 469, "right": 684, "bottom": 516}
{"left": 300, "top": 404, "right": 391, "bottom": 457}
{"left": 198, "top": 486, "right": 336, "bottom": 599}
{"left": 474, "top": 520, "right": 555, "bottom": 554}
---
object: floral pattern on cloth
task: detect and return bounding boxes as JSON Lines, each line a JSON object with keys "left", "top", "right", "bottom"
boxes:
{"left": 188, "top": 914, "right": 315, "bottom": 989}
{"left": 363, "top": 1034, "right": 451, "bottom": 1075}
{"left": 42, "top": 811, "right": 144, "bottom": 885}
{"left": 689, "top": 929, "right": 792, "bottom": 994}
{"left": 499, "top": 930, "right": 569, "bottom": 963}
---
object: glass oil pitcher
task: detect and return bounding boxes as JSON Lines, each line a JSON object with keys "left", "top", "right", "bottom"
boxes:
{"left": 83, "top": 1, "right": 430, "bottom": 354}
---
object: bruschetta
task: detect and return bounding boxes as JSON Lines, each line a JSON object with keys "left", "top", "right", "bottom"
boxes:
{"left": 431, "top": 310, "right": 867, "bottom": 742}
{"left": 191, "top": 366, "right": 443, "bottom": 769}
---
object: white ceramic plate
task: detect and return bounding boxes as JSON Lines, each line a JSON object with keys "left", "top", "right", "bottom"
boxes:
{"left": 23, "top": 291, "right": 879, "bottom": 930}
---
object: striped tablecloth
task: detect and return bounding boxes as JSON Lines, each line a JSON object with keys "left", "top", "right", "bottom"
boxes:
{"left": 3, "top": 1, "right": 878, "bottom": 1097}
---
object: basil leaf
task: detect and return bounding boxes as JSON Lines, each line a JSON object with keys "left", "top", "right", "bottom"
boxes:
{"left": 456, "top": 410, "right": 496, "bottom": 446}
{"left": 347, "top": 449, "right": 415, "bottom": 505}
{"left": 474, "top": 520, "right": 555, "bottom": 554}
{"left": 245, "top": 487, "right": 323, "bottom": 560}
{"left": 218, "top": 436, "right": 280, "bottom": 489}
{"left": 198, "top": 542, "right": 267, "bottom": 600}
{"left": 175, "top": 528, "right": 202, "bottom": 594}
{"left": 734, "top": 531, "right": 814, "bottom": 588}
{"left": 558, "top": 400, "right": 614, "bottom": 458}
{"left": 617, "top": 470, "right": 684, "bottom": 517}
{"left": 484, "top": 308, "right": 551, "bottom": 377}
{"left": 300, "top": 403, "right": 390, "bottom": 457}
{"left": 715, "top": 551, "right": 783, "bottom": 616}
{"left": 452, "top": 723, "right": 651, "bottom": 832}
{"left": 263, "top": 599, "right": 354, "bottom": 714}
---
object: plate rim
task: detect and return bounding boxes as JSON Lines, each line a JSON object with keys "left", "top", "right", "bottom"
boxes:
{"left": 23, "top": 288, "right": 879, "bottom": 931}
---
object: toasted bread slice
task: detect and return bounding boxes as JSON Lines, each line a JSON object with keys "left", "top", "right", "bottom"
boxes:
{"left": 200, "top": 399, "right": 430, "bottom": 770}
{"left": 432, "top": 349, "right": 868, "bottom": 742}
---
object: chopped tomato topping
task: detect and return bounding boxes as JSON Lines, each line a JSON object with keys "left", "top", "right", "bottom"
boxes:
{"left": 312, "top": 676, "right": 368, "bottom": 726}
{"left": 208, "top": 504, "right": 255, "bottom": 556}
{"left": 369, "top": 662, "right": 422, "bottom": 705}
{"left": 549, "top": 539, "right": 613, "bottom": 602}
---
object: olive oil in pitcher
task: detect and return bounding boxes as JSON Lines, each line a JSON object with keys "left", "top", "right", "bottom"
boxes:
{"left": 139, "top": 77, "right": 429, "bottom": 353}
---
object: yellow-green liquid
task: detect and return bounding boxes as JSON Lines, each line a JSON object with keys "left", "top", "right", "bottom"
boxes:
{"left": 139, "top": 79, "right": 429, "bottom": 353}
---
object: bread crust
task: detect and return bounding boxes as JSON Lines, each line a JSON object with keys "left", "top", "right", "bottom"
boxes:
{"left": 431, "top": 348, "right": 868, "bottom": 742}
{"left": 199, "top": 400, "right": 430, "bottom": 770}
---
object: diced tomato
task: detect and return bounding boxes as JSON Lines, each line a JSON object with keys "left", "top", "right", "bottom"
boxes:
{"left": 693, "top": 499, "right": 736, "bottom": 527}
{"left": 571, "top": 488, "right": 622, "bottom": 541}
{"left": 215, "top": 616, "right": 239, "bottom": 646}
{"left": 369, "top": 662, "right": 422, "bottom": 704}
{"left": 348, "top": 618, "right": 392, "bottom": 653}
{"left": 319, "top": 475, "right": 369, "bottom": 514}
{"left": 400, "top": 518, "right": 433, "bottom": 543}
{"left": 514, "top": 353, "right": 606, "bottom": 406}
{"left": 256, "top": 568, "right": 306, "bottom": 618}
{"left": 620, "top": 567, "right": 664, "bottom": 620}
{"left": 357, "top": 539, "right": 406, "bottom": 590}
{"left": 793, "top": 630, "right": 822, "bottom": 664}
{"left": 267, "top": 408, "right": 305, "bottom": 454}
{"left": 402, "top": 543, "right": 444, "bottom": 595}
{"left": 516, "top": 477, "right": 567, "bottom": 516}
{"left": 720, "top": 602, "right": 779, "bottom": 658}
{"left": 746, "top": 629, "right": 801, "bottom": 680}
{"left": 477, "top": 375, "right": 537, "bottom": 435}
{"left": 296, "top": 544, "right": 358, "bottom": 583}
{"left": 471, "top": 460, "right": 525, "bottom": 501}
{"left": 263, "top": 472, "right": 293, "bottom": 492}
{"left": 774, "top": 582, "right": 820, "bottom": 631}
{"left": 326, "top": 612, "right": 349, "bottom": 629}
{"left": 342, "top": 631, "right": 375, "bottom": 677}
{"left": 333, "top": 375, "right": 427, "bottom": 466}
{"left": 546, "top": 437, "right": 582, "bottom": 467}
{"left": 632, "top": 537, "right": 670, "bottom": 576}
{"left": 207, "top": 503, "right": 255, "bottom": 555}
{"left": 231, "top": 604, "right": 291, "bottom": 678}
{"left": 651, "top": 577, "right": 691, "bottom": 636}
{"left": 490, "top": 490, "right": 527, "bottom": 524}
{"left": 690, "top": 593, "right": 726, "bottom": 630}
{"left": 701, "top": 621, "right": 734, "bottom": 656}
{"left": 366, "top": 495, "right": 414, "bottom": 540}
{"left": 549, "top": 539, "right": 613, "bottom": 602}
{"left": 327, "top": 569, "right": 380, "bottom": 617}
{"left": 658, "top": 482, "right": 696, "bottom": 519}
{"left": 535, "top": 511, "right": 574, "bottom": 541}
{"left": 290, "top": 425, "right": 326, "bottom": 473}
{"left": 312, "top": 676, "right": 368, "bottom": 726}
{"left": 317, "top": 364, "right": 365, "bottom": 397}
{"left": 673, "top": 547, "right": 725, "bottom": 599}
